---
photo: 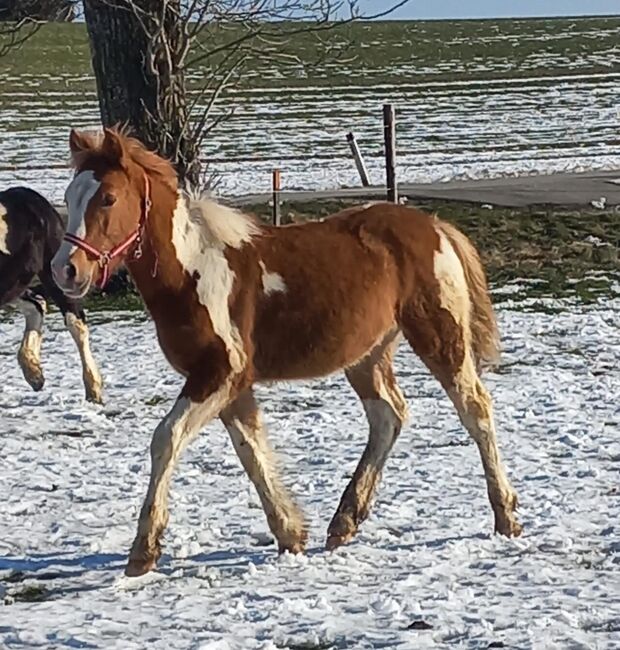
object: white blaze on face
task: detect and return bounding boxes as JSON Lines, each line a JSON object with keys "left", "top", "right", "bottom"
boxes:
{"left": 171, "top": 194, "right": 249, "bottom": 373}
{"left": 258, "top": 260, "right": 286, "bottom": 296}
{"left": 53, "top": 170, "right": 101, "bottom": 266}
{"left": 0, "top": 202, "right": 9, "bottom": 255}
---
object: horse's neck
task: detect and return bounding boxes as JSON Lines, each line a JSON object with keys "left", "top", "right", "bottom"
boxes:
{"left": 127, "top": 188, "right": 241, "bottom": 320}
{"left": 126, "top": 185, "right": 186, "bottom": 309}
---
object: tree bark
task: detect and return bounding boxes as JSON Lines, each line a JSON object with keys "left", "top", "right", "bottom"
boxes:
{"left": 83, "top": 0, "right": 200, "bottom": 186}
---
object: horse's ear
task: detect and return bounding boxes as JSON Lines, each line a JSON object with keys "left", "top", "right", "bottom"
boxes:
{"left": 69, "top": 129, "right": 93, "bottom": 154}
{"left": 102, "top": 128, "right": 126, "bottom": 167}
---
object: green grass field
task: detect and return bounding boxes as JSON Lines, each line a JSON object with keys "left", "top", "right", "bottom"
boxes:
{"left": 2, "top": 16, "right": 619, "bottom": 99}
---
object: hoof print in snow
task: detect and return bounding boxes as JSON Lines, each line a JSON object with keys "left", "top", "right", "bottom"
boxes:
{"left": 10, "top": 584, "right": 49, "bottom": 603}
{"left": 5, "top": 570, "right": 26, "bottom": 584}
{"left": 251, "top": 532, "right": 275, "bottom": 546}
{"left": 407, "top": 620, "right": 433, "bottom": 630}
{"left": 49, "top": 429, "right": 91, "bottom": 438}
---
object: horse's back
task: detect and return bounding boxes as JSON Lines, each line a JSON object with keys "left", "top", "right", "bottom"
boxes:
{"left": 251, "top": 203, "right": 446, "bottom": 380}
{"left": 261, "top": 201, "right": 444, "bottom": 299}
{"left": 0, "top": 186, "right": 64, "bottom": 256}
{"left": 0, "top": 185, "right": 63, "bottom": 231}
{"left": 0, "top": 187, "right": 63, "bottom": 306}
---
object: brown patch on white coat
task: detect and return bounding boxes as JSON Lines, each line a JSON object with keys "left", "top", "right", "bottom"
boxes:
{"left": 57, "top": 127, "right": 521, "bottom": 577}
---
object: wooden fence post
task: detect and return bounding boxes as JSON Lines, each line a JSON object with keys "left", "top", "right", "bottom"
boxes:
{"left": 346, "top": 132, "right": 370, "bottom": 187}
{"left": 383, "top": 104, "right": 398, "bottom": 203}
{"left": 272, "top": 168, "right": 281, "bottom": 226}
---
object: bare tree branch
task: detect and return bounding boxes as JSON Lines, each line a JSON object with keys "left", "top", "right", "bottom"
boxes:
{"left": 0, "top": 17, "right": 43, "bottom": 57}
{"left": 5, "top": 0, "right": 411, "bottom": 186}
{"left": 0, "top": 0, "right": 78, "bottom": 57}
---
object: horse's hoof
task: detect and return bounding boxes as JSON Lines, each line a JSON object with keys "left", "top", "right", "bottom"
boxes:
{"left": 325, "top": 531, "right": 356, "bottom": 551}
{"left": 29, "top": 376, "right": 45, "bottom": 392}
{"left": 278, "top": 539, "right": 306, "bottom": 555}
{"left": 21, "top": 368, "right": 44, "bottom": 392}
{"left": 124, "top": 556, "right": 158, "bottom": 577}
{"left": 85, "top": 376, "right": 104, "bottom": 404}
{"left": 86, "top": 389, "right": 104, "bottom": 405}
{"left": 495, "top": 518, "right": 523, "bottom": 538}
{"left": 326, "top": 512, "right": 357, "bottom": 550}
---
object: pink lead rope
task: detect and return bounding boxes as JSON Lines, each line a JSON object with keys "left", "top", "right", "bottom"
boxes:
{"left": 63, "top": 174, "right": 153, "bottom": 289}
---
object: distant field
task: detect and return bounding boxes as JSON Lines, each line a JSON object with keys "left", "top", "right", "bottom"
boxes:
{"left": 1, "top": 17, "right": 619, "bottom": 200}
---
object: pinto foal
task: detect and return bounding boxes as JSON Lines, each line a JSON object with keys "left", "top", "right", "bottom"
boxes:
{"left": 0, "top": 186, "right": 102, "bottom": 402}
{"left": 52, "top": 127, "right": 522, "bottom": 576}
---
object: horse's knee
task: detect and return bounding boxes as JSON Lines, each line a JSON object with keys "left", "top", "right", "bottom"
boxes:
{"left": 450, "top": 359, "right": 495, "bottom": 437}
{"left": 363, "top": 397, "right": 404, "bottom": 442}
{"left": 150, "top": 419, "right": 175, "bottom": 461}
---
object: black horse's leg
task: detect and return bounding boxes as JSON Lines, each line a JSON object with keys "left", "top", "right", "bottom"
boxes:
{"left": 0, "top": 238, "right": 45, "bottom": 391}
{"left": 39, "top": 269, "right": 103, "bottom": 403}
{"left": 15, "top": 289, "right": 47, "bottom": 391}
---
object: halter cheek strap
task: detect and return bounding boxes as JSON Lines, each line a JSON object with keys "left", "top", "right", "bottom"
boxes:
{"left": 63, "top": 174, "right": 152, "bottom": 289}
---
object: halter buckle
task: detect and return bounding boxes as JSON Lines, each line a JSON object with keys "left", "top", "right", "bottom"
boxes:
{"left": 98, "top": 251, "right": 111, "bottom": 268}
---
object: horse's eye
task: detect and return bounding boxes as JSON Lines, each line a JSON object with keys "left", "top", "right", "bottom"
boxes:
{"left": 102, "top": 193, "right": 116, "bottom": 207}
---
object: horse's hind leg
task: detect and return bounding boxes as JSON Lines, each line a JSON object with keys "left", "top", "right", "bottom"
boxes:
{"left": 15, "top": 290, "right": 46, "bottom": 391}
{"left": 327, "top": 331, "right": 408, "bottom": 550}
{"left": 221, "top": 388, "right": 307, "bottom": 554}
{"left": 40, "top": 269, "right": 103, "bottom": 403}
{"left": 444, "top": 352, "right": 521, "bottom": 537}
{"left": 402, "top": 309, "right": 521, "bottom": 538}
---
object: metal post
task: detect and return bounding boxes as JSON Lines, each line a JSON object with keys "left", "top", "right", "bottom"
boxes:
{"left": 272, "top": 169, "right": 281, "bottom": 226}
{"left": 383, "top": 104, "right": 398, "bottom": 203}
{"left": 346, "top": 131, "right": 371, "bottom": 187}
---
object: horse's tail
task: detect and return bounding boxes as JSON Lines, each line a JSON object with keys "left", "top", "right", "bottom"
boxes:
{"left": 437, "top": 219, "right": 500, "bottom": 372}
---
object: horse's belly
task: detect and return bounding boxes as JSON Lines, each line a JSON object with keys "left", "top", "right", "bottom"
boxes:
{"left": 253, "top": 297, "right": 395, "bottom": 381}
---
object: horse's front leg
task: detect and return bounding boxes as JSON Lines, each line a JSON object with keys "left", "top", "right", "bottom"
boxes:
{"left": 15, "top": 291, "right": 46, "bottom": 392}
{"left": 221, "top": 388, "right": 306, "bottom": 554}
{"left": 126, "top": 373, "right": 237, "bottom": 576}
{"left": 39, "top": 269, "right": 103, "bottom": 403}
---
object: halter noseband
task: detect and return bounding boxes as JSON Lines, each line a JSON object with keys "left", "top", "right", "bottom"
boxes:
{"left": 63, "top": 174, "right": 152, "bottom": 289}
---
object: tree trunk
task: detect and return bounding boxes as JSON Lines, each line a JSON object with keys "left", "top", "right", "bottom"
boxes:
{"left": 83, "top": 0, "right": 200, "bottom": 187}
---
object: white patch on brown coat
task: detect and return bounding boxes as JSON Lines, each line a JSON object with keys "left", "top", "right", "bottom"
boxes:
{"left": 171, "top": 195, "right": 257, "bottom": 373}
{"left": 0, "top": 202, "right": 9, "bottom": 255}
{"left": 258, "top": 260, "right": 286, "bottom": 296}
{"left": 433, "top": 229, "right": 470, "bottom": 329}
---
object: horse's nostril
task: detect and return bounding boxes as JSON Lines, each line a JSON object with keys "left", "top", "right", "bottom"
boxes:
{"left": 66, "top": 263, "right": 77, "bottom": 280}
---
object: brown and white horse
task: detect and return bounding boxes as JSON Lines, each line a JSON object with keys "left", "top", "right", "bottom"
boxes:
{"left": 52, "top": 127, "right": 522, "bottom": 577}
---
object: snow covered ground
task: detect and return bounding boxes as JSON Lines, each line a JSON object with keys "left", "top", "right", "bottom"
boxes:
{"left": 1, "top": 292, "right": 619, "bottom": 649}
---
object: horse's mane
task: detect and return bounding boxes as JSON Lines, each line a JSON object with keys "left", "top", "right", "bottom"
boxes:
{"left": 70, "top": 125, "right": 178, "bottom": 191}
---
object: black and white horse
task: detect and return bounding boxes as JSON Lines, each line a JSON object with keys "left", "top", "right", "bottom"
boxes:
{"left": 0, "top": 186, "right": 102, "bottom": 402}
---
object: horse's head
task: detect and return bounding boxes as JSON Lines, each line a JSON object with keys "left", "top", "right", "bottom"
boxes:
{"left": 52, "top": 127, "right": 152, "bottom": 298}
